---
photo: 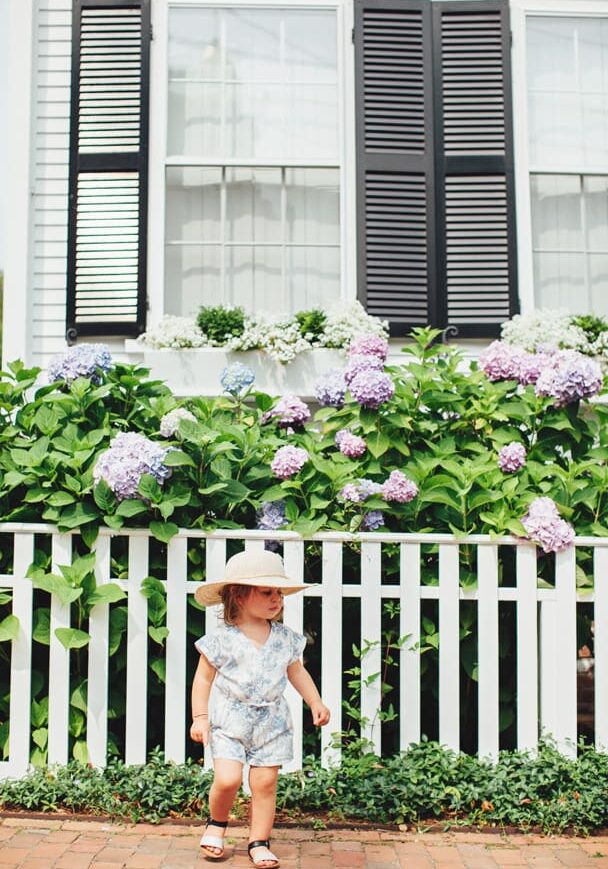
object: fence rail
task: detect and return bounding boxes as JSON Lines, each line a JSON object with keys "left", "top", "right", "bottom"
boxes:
{"left": 0, "top": 523, "right": 606, "bottom": 779}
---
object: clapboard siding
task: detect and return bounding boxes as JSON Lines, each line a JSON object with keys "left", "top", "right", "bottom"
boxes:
{"left": 31, "top": 0, "right": 73, "bottom": 367}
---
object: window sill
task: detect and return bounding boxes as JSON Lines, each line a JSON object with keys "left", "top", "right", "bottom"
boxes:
{"left": 123, "top": 344, "right": 346, "bottom": 398}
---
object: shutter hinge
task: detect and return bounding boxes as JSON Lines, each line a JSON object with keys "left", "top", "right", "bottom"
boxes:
{"left": 150, "top": 23, "right": 154, "bottom": 41}
{"left": 351, "top": 26, "right": 355, "bottom": 44}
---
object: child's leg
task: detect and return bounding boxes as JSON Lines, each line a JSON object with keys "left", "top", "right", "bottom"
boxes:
{"left": 202, "top": 758, "right": 243, "bottom": 857}
{"left": 248, "top": 765, "right": 280, "bottom": 866}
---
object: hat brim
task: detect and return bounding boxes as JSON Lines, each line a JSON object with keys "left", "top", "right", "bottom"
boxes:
{"left": 194, "top": 575, "right": 309, "bottom": 607}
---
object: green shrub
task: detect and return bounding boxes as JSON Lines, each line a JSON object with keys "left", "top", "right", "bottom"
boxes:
{"left": 196, "top": 304, "right": 246, "bottom": 344}
{"left": 295, "top": 308, "right": 327, "bottom": 341}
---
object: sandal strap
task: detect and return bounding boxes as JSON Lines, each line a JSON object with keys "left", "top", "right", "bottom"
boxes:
{"left": 207, "top": 817, "right": 228, "bottom": 828}
{"left": 248, "top": 840, "right": 270, "bottom": 853}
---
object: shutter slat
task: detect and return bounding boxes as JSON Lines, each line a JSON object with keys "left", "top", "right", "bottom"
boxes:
{"left": 67, "top": 0, "right": 149, "bottom": 341}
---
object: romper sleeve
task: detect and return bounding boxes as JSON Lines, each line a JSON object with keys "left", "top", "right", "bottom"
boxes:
{"left": 287, "top": 627, "right": 307, "bottom": 665}
{"left": 194, "top": 633, "right": 224, "bottom": 669}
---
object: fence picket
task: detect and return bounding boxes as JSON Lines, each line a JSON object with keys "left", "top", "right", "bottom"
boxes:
{"left": 477, "top": 545, "right": 499, "bottom": 760}
{"left": 361, "top": 542, "right": 382, "bottom": 754}
{"left": 125, "top": 536, "right": 149, "bottom": 765}
{"left": 48, "top": 533, "right": 72, "bottom": 765}
{"left": 516, "top": 545, "right": 538, "bottom": 751}
{"left": 202, "top": 538, "right": 226, "bottom": 770}
{"left": 282, "top": 540, "right": 305, "bottom": 773}
{"left": 8, "top": 534, "right": 35, "bottom": 775}
{"left": 400, "top": 543, "right": 420, "bottom": 748}
{"left": 321, "top": 541, "right": 342, "bottom": 767}
{"left": 539, "top": 600, "right": 558, "bottom": 741}
{"left": 594, "top": 548, "right": 608, "bottom": 752}
{"left": 555, "top": 548, "right": 577, "bottom": 756}
{"left": 165, "top": 536, "right": 188, "bottom": 763}
{"left": 439, "top": 544, "right": 460, "bottom": 751}
{"left": 87, "top": 535, "right": 111, "bottom": 767}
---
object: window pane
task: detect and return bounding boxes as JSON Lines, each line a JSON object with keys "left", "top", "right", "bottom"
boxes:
{"left": 530, "top": 175, "right": 582, "bottom": 251}
{"left": 224, "top": 9, "right": 282, "bottom": 81}
{"left": 286, "top": 169, "right": 339, "bottom": 244}
{"left": 533, "top": 251, "right": 586, "bottom": 310}
{"left": 225, "top": 246, "right": 283, "bottom": 312}
{"left": 165, "top": 245, "right": 222, "bottom": 316}
{"left": 225, "top": 168, "right": 282, "bottom": 243}
{"left": 285, "top": 85, "right": 339, "bottom": 160}
{"left": 168, "top": 83, "right": 222, "bottom": 158}
{"left": 166, "top": 167, "right": 221, "bottom": 243}
{"left": 287, "top": 246, "right": 340, "bottom": 310}
{"left": 284, "top": 11, "right": 337, "bottom": 83}
{"left": 168, "top": 9, "right": 221, "bottom": 80}
{"left": 585, "top": 176, "right": 608, "bottom": 250}
{"left": 225, "top": 84, "right": 286, "bottom": 159}
{"left": 589, "top": 254, "right": 608, "bottom": 315}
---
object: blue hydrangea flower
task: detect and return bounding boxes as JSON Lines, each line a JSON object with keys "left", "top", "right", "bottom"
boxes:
{"left": 221, "top": 362, "right": 255, "bottom": 395}
{"left": 48, "top": 343, "right": 112, "bottom": 384}
{"left": 362, "top": 510, "right": 385, "bottom": 531}
{"left": 314, "top": 369, "right": 346, "bottom": 408}
{"left": 93, "top": 432, "right": 171, "bottom": 501}
{"left": 256, "top": 500, "right": 287, "bottom": 531}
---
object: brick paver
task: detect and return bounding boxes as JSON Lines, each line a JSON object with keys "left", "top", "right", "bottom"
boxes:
{"left": 1, "top": 818, "right": 608, "bottom": 868}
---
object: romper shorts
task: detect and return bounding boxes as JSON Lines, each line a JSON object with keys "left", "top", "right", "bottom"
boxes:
{"left": 209, "top": 691, "right": 294, "bottom": 767}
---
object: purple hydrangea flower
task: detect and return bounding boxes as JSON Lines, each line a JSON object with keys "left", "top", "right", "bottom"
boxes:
{"left": 262, "top": 394, "right": 311, "bottom": 428}
{"left": 534, "top": 349, "right": 603, "bottom": 406}
{"left": 348, "top": 334, "right": 389, "bottom": 361}
{"left": 362, "top": 510, "right": 385, "bottom": 531}
{"left": 48, "top": 343, "right": 112, "bottom": 384}
{"left": 339, "top": 483, "right": 364, "bottom": 503}
{"left": 517, "top": 351, "right": 549, "bottom": 386}
{"left": 340, "top": 479, "right": 383, "bottom": 502}
{"left": 159, "top": 407, "right": 196, "bottom": 438}
{"left": 335, "top": 429, "right": 367, "bottom": 458}
{"left": 220, "top": 362, "right": 255, "bottom": 395}
{"left": 314, "top": 369, "right": 346, "bottom": 408}
{"left": 344, "top": 354, "right": 385, "bottom": 386}
{"left": 93, "top": 432, "right": 171, "bottom": 501}
{"left": 521, "top": 497, "right": 575, "bottom": 553}
{"left": 358, "top": 479, "right": 384, "bottom": 498}
{"left": 498, "top": 442, "right": 527, "bottom": 473}
{"left": 270, "top": 445, "right": 309, "bottom": 480}
{"left": 349, "top": 369, "right": 395, "bottom": 409}
{"left": 382, "top": 470, "right": 418, "bottom": 503}
{"left": 479, "top": 341, "right": 523, "bottom": 382}
{"left": 256, "top": 500, "right": 287, "bottom": 531}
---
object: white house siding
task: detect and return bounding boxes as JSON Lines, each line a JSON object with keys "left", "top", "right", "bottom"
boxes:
{"left": 30, "top": 0, "right": 72, "bottom": 367}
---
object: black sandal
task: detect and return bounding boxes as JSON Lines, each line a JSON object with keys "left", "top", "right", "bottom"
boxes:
{"left": 200, "top": 817, "right": 228, "bottom": 859}
{"left": 248, "top": 839, "right": 280, "bottom": 868}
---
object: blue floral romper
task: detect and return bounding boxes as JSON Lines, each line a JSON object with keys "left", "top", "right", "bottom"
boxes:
{"left": 195, "top": 621, "right": 306, "bottom": 767}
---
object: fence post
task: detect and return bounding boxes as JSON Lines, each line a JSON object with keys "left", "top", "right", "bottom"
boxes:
{"left": 165, "top": 535, "right": 188, "bottom": 763}
{"left": 477, "top": 544, "right": 499, "bottom": 761}
{"left": 125, "top": 535, "right": 149, "bottom": 765}
{"left": 360, "top": 542, "right": 382, "bottom": 754}
{"left": 87, "top": 535, "right": 111, "bottom": 767}
{"left": 554, "top": 547, "right": 577, "bottom": 756}
{"left": 516, "top": 544, "right": 538, "bottom": 751}
{"left": 321, "top": 541, "right": 342, "bottom": 767}
{"left": 283, "top": 540, "right": 305, "bottom": 772}
{"left": 595, "top": 547, "right": 608, "bottom": 752}
{"left": 48, "top": 534, "right": 72, "bottom": 765}
{"left": 9, "top": 533, "right": 34, "bottom": 775}
{"left": 439, "top": 543, "right": 460, "bottom": 751}
{"left": 202, "top": 537, "right": 226, "bottom": 770}
{"left": 400, "top": 543, "right": 421, "bottom": 749}
{"left": 539, "top": 599, "right": 558, "bottom": 741}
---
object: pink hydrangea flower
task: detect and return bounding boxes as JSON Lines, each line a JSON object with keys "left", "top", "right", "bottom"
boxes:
{"left": 498, "top": 442, "right": 527, "bottom": 473}
{"left": 349, "top": 369, "right": 395, "bottom": 409}
{"left": 479, "top": 341, "right": 523, "bottom": 382}
{"left": 534, "top": 349, "right": 603, "bottom": 406}
{"left": 335, "top": 429, "right": 367, "bottom": 458}
{"left": 348, "top": 334, "right": 389, "bottom": 361}
{"left": 344, "top": 354, "right": 385, "bottom": 386}
{"left": 270, "top": 445, "right": 309, "bottom": 479}
{"left": 382, "top": 470, "right": 418, "bottom": 503}
{"left": 521, "top": 497, "right": 575, "bottom": 553}
{"left": 262, "top": 394, "right": 311, "bottom": 427}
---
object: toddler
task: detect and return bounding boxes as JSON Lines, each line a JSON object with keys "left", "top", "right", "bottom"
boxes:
{"left": 191, "top": 549, "right": 330, "bottom": 868}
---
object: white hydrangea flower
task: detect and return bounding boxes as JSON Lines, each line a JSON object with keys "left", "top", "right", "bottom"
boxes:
{"left": 500, "top": 310, "right": 587, "bottom": 353}
{"left": 159, "top": 407, "right": 196, "bottom": 437}
{"left": 138, "top": 316, "right": 208, "bottom": 349}
{"left": 318, "top": 301, "right": 389, "bottom": 349}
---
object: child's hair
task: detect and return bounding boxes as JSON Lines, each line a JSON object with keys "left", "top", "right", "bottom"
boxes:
{"left": 220, "top": 583, "right": 253, "bottom": 625}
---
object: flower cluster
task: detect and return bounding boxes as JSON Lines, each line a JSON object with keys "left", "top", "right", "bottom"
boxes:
{"left": 138, "top": 316, "right": 208, "bottom": 349}
{"left": 314, "top": 369, "right": 346, "bottom": 408}
{"left": 498, "top": 442, "right": 527, "bottom": 473}
{"left": 335, "top": 429, "right": 367, "bottom": 458}
{"left": 344, "top": 353, "right": 384, "bottom": 385}
{"left": 319, "top": 302, "right": 389, "bottom": 349}
{"left": 220, "top": 362, "right": 255, "bottom": 395}
{"left": 256, "top": 500, "right": 287, "bottom": 531}
{"left": 501, "top": 309, "right": 586, "bottom": 354}
{"left": 535, "top": 350, "right": 603, "bottom": 407}
{"left": 270, "top": 446, "right": 309, "bottom": 479}
{"left": 339, "top": 479, "right": 383, "bottom": 503}
{"left": 48, "top": 344, "right": 112, "bottom": 384}
{"left": 362, "top": 510, "right": 385, "bottom": 531}
{"left": 479, "top": 341, "right": 524, "bottom": 382}
{"left": 93, "top": 433, "right": 171, "bottom": 501}
{"left": 349, "top": 369, "right": 395, "bottom": 409}
{"left": 347, "top": 334, "right": 389, "bottom": 361}
{"left": 382, "top": 470, "right": 418, "bottom": 503}
{"left": 521, "top": 497, "right": 575, "bottom": 553}
{"left": 159, "top": 407, "right": 196, "bottom": 438}
{"left": 262, "top": 394, "right": 311, "bottom": 428}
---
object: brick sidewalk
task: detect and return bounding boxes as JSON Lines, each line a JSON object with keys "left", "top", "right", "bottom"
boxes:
{"left": 1, "top": 817, "right": 608, "bottom": 869}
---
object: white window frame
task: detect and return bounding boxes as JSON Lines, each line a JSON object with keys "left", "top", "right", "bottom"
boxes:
{"left": 146, "top": 0, "right": 356, "bottom": 327}
{"left": 510, "top": 0, "right": 608, "bottom": 315}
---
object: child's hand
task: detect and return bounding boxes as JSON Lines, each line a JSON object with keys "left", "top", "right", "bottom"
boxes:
{"left": 310, "top": 701, "right": 330, "bottom": 726}
{"left": 190, "top": 718, "right": 210, "bottom": 745}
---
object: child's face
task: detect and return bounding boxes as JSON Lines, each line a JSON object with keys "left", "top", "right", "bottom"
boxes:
{"left": 242, "top": 586, "right": 284, "bottom": 620}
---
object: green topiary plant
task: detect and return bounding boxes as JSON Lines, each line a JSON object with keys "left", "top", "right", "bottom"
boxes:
{"left": 196, "top": 304, "right": 246, "bottom": 345}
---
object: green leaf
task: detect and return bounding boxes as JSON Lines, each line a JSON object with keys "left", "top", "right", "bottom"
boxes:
{"left": 198, "top": 482, "right": 228, "bottom": 496}
{"left": 29, "top": 573, "right": 83, "bottom": 606}
{"left": 104, "top": 514, "right": 124, "bottom": 531}
{"left": 138, "top": 473, "right": 163, "bottom": 503}
{"left": 149, "top": 626, "right": 169, "bottom": 645}
{"left": 87, "top": 582, "right": 127, "bottom": 608}
{"left": 55, "top": 627, "right": 90, "bottom": 650}
{"left": 150, "top": 521, "right": 179, "bottom": 543}
{"left": 163, "top": 450, "right": 196, "bottom": 467}
{"left": 0, "top": 614, "right": 20, "bottom": 642}
{"left": 150, "top": 657, "right": 166, "bottom": 684}
{"left": 116, "top": 498, "right": 148, "bottom": 518}
{"left": 46, "top": 491, "right": 77, "bottom": 507}
{"left": 32, "top": 608, "right": 50, "bottom": 645}
{"left": 94, "top": 480, "right": 117, "bottom": 513}
{"left": 158, "top": 501, "right": 175, "bottom": 520}
{"left": 220, "top": 479, "right": 251, "bottom": 502}
{"left": 32, "top": 727, "right": 48, "bottom": 750}
{"left": 57, "top": 502, "right": 100, "bottom": 530}
{"left": 70, "top": 681, "right": 88, "bottom": 714}
{"left": 73, "top": 739, "right": 89, "bottom": 764}
{"left": 367, "top": 431, "right": 391, "bottom": 459}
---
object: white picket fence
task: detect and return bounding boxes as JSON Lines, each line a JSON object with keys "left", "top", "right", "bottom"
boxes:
{"left": 0, "top": 523, "right": 607, "bottom": 779}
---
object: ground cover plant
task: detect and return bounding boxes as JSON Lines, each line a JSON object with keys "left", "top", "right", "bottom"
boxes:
{"left": 0, "top": 327, "right": 606, "bottom": 764}
{"left": 1, "top": 741, "right": 608, "bottom": 834}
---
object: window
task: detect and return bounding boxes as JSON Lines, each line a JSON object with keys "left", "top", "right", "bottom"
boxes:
{"left": 165, "top": 6, "right": 341, "bottom": 317}
{"left": 527, "top": 16, "right": 608, "bottom": 314}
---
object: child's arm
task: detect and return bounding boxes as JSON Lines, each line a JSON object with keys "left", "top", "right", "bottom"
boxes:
{"left": 190, "top": 652, "right": 216, "bottom": 746}
{"left": 287, "top": 660, "right": 330, "bottom": 725}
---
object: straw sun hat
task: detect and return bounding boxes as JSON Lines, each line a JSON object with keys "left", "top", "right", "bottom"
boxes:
{"left": 194, "top": 549, "right": 309, "bottom": 607}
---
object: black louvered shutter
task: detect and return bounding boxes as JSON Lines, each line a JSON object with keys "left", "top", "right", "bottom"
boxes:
{"left": 66, "top": 0, "right": 150, "bottom": 341}
{"left": 355, "top": 0, "right": 517, "bottom": 338}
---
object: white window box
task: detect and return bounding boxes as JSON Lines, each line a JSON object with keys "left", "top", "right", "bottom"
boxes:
{"left": 127, "top": 345, "right": 345, "bottom": 398}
